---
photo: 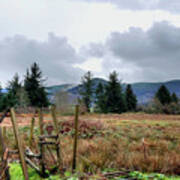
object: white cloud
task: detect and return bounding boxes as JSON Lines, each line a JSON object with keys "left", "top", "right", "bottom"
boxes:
{"left": 76, "top": 0, "right": 180, "bottom": 13}
{"left": 85, "top": 21, "right": 180, "bottom": 82}
{"left": 1, "top": 0, "right": 180, "bottom": 48}
{"left": 1, "top": 0, "right": 180, "bottom": 85}
{"left": 0, "top": 33, "right": 84, "bottom": 87}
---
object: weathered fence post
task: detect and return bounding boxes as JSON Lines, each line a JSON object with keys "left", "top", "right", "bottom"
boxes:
{"left": 0, "top": 127, "right": 5, "bottom": 159}
{"left": 72, "top": 105, "right": 79, "bottom": 172}
{"left": 29, "top": 117, "right": 35, "bottom": 147}
{"left": 10, "top": 108, "right": 29, "bottom": 180}
{"left": 38, "top": 108, "right": 46, "bottom": 175}
{"left": 38, "top": 108, "right": 44, "bottom": 135}
{"left": 2, "top": 127, "right": 7, "bottom": 142}
{"left": 50, "top": 105, "right": 62, "bottom": 169}
{"left": 0, "top": 110, "right": 8, "bottom": 160}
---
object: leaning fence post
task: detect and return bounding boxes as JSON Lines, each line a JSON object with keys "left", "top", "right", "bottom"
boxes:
{"left": 10, "top": 108, "right": 29, "bottom": 180}
{"left": 50, "top": 105, "right": 62, "bottom": 169}
{"left": 72, "top": 105, "right": 79, "bottom": 172}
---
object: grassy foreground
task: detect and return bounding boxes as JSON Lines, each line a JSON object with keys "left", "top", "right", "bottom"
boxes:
{"left": 2, "top": 113, "right": 180, "bottom": 179}
{"left": 9, "top": 163, "right": 180, "bottom": 180}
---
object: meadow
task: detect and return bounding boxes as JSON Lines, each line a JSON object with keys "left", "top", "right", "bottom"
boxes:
{"left": 1, "top": 112, "right": 180, "bottom": 179}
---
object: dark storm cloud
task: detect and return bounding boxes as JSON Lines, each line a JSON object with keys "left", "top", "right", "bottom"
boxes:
{"left": 87, "top": 21, "right": 180, "bottom": 82}
{"left": 77, "top": 0, "right": 180, "bottom": 13}
{"left": 0, "top": 33, "right": 84, "bottom": 86}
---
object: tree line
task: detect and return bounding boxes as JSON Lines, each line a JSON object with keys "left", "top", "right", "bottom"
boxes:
{"left": 0, "top": 62, "right": 179, "bottom": 114}
{"left": 80, "top": 71, "right": 137, "bottom": 113}
{"left": 80, "top": 71, "right": 179, "bottom": 114}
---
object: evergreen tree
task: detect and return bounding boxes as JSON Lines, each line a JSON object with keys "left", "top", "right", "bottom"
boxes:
{"left": 105, "top": 71, "right": 126, "bottom": 113}
{"left": 16, "top": 88, "right": 30, "bottom": 108}
{"left": 80, "top": 71, "right": 93, "bottom": 112}
{"left": 125, "top": 84, "right": 137, "bottom": 111}
{"left": 0, "top": 91, "right": 16, "bottom": 110}
{"left": 0, "top": 74, "right": 23, "bottom": 111}
{"left": 171, "top": 92, "right": 178, "bottom": 103}
{"left": 95, "top": 82, "right": 106, "bottom": 113}
{"left": 7, "top": 73, "right": 22, "bottom": 96}
{"left": 24, "top": 62, "right": 49, "bottom": 107}
{"left": 6, "top": 73, "right": 22, "bottom": 106}
{"left": 155, "top": 85, "right": 172, "bottom": 105}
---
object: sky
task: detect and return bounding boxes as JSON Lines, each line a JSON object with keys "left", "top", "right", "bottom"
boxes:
{"left": 1, "top": 0, "right": 180, "bottom": 87}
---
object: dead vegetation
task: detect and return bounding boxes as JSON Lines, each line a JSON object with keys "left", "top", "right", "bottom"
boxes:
{"left": 1, "top": 113, "right": 180, "bottom": 175}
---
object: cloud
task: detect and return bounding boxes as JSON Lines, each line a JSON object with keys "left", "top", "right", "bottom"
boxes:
{"left": 0, "top": 33, "right": 84, "bottom": 87}
{"left": 79, "top": 43, "right": 105, "bottom": 58}
{"left": 1, "top": 21, "right": 180, "bottom": 86}
{"left": 76, "top": 0, "right": 180, "bottom": 13}
{"left": 85, "top": 21, "right": 180, "bottom": 82}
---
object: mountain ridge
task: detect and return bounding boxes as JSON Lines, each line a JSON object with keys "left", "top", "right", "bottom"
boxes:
{"left": 47, "top": 78, "right": 180, "bottom": 104}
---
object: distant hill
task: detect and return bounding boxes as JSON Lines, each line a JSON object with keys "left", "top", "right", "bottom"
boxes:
{"left": 46, "top": 84, "right": 77, "bottom": 95}
{"left": 2, "top": 79, "right": 179, "bottom": 105}
{"left": 67, "top": 78, "right": 107, "bottom": 95}
{"left": 132, "top": 80, "right": 180, "bottom": 104}
{"left": 46, "top": 78, "right": 180, "bottom": 104}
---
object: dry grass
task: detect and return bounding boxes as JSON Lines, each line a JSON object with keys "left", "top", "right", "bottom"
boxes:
{"left": 1, "top": 113, "right": 180, "bottom": 175}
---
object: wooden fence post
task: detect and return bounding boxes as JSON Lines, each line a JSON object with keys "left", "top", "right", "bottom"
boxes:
{"left": 29, "top": 117, "right": 35, "bottom": 147}
{"left": 51, "top": 105, "right": 58, "bottom": 133}
{"left": 2, "top": 127, "right": 7, "bottom": 142}
{"left": 72, "top": 105, "right": 79, "bottom": 172}
{"left": 0, "top": 127, "right": 5, "bottom": 160}
{"left": 10, "top": 108, "right": 29, "bottom": 180}
{"left": 38, "top": 108, "right": 46, "bottom": 175}
{"left": 38, "top": 108, "right": 44, "bottom": 135}
{"left": 50, "top": 105, "right": 62, "bottom": 169}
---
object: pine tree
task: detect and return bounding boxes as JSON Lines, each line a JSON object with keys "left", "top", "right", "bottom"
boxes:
{"left": 171, "top": 92, "right": 178, "bottom": 103}
{"left": 7, "top": 73, "right": 22, "bottom": 96}
{"left": 125, "top": 84, "right": 137, "bottom": 111}
{"left": 95, "top": 82, "right": 106, "bottom": 113}
{"left": 0, "top": 73, "right": 22, "bottom": 110}
{"left": 24, "top": 62, "right": 49, "bottom": 107}
{"left": 105, "top": 71, "right": 126, "bottom": 113}
{"left": 155, "top": 85, "right": 172, "bottom": 105}
{"left": 80, "top": 71, "right": 93, "bottom": 112}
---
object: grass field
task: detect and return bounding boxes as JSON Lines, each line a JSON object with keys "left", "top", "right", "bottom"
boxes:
{"left": 1, "top": 113, "right": 180, "bottom": 179}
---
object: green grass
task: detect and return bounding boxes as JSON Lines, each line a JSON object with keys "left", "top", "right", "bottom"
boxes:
{"left": 9, "top": 163, "right": 60, "bottom": 180}
{"left": 10, "top": 163, "right": 180, "bottom": 180}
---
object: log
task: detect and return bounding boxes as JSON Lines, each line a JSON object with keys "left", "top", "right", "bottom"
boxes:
{"left": 39, "top": 141, "right": 57, "bottom": 145}
{"left": 39, "top": 135, "right": 58, "bottom": 139}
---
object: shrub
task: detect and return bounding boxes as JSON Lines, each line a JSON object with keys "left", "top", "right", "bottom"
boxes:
{"left": 59, "top": 119, "right": 104, "bottom": 138}
{"left": 142, "top": 98, "right": 180, "bottom": 114}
